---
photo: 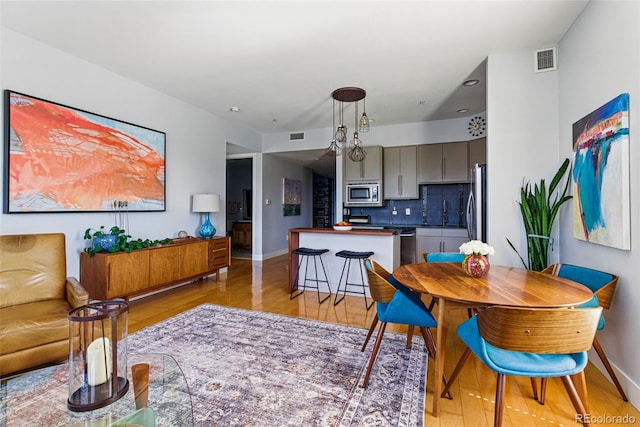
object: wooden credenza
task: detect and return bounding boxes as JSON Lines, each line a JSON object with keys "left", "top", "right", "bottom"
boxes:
{"left": 80, "top": 237, "right": 230, "bottom": 300}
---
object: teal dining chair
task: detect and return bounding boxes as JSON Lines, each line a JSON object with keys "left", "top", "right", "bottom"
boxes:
{"left": 538, "top": 263, "right": 627, "bottom": 402}
{"left": 423, "top": 252, "right": 466, "bottom": 263}
{"left": 361, "top": 259, "right": 450, "bottom": 393}
{"left": 441, "top": 305, "right": 602, "bottom": 427}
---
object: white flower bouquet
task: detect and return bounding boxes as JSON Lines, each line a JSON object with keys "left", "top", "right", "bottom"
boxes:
{"left": 459, "top": 240, "right": 495, "bottom": 257}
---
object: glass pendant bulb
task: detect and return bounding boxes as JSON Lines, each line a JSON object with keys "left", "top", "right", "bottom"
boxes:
{"left": 349, "top": 132, "right": 361, "bottom": 149}
{"left": 325, "top": 139, "right": 342, "bottom": 157}
{"left": 359, "top": 98, "right": 370, "bottom": 133}
{"left": 335, "top": 125, "right": 348, "bottom": 143}
{"left": 359, "top": 112, "right": 370, "bottom": 133}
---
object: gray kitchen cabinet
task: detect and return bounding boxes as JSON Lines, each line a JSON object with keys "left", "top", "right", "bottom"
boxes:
{"left": 416, "top": 227, "right": 469, "bottom": 261}
{"left": 383, "top": 145, "right": 417, "bottom": 199}
{"left": 344, "top": 145, "right": 383, "bottom": 182}
{"left": 468, "top": 137, "right": 487, "bottom": 169}
{"left": 417, "top": 142, "right": 469, "bottom": 183}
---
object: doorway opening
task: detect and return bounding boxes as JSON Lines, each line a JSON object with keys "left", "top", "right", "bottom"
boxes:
{"left": 226, "top": 158, "right": 253, "bottom": 259}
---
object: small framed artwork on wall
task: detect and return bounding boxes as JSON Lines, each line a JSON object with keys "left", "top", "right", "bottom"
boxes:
{"left": 282, "top": 177, "right": 301, "bottom": 216}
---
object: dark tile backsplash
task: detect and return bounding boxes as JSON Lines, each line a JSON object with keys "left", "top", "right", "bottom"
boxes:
{"left": 352, "top": 183, "right": 470, "bottom": 227}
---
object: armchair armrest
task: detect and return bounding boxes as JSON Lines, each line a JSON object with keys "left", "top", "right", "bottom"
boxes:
{"left": 66, "top": 277, "right": 89, "bottom": 308}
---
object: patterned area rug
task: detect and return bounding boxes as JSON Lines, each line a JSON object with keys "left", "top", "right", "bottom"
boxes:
{"left": 130, "top": 304, "right": 427, "bottom": 426}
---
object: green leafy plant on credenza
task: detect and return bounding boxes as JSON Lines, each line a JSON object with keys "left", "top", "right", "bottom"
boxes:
{"left": 506, "top": 158, "right": 572, "bottom": 271}
{"left": 84, "top": 225, "right": 172, "bottom": 256}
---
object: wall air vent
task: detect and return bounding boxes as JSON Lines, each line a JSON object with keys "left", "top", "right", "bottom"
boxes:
{"left": 534, "top": 47, "right": 557, "bottom": 73}
{"left": 289, "top": 132, "right": 305, "bottom": 141}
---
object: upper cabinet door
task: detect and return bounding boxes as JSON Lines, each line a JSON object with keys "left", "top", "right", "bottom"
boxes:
{"left": 442, "top": 142, "right": 468, "bottom": 182}
{"left": 384, "top": 146, "right": 418, "bottom": 199}
{"left": 418, "top": 142, "right": 469, "bottom": 183}
{"left": 417, "top": 144, "right": 443, "bottom": 183}
{"left": 468, "top": 137, "right": 487, "bottom": 169}
{"left": 344, "top": 145, "right": 383, "bottom": 181}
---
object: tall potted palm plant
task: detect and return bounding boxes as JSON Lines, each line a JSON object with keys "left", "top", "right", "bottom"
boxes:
{"left": 507, "top": 158, "right": 572, "bottom": 271}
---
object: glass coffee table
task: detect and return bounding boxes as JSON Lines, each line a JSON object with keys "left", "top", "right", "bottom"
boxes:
{"left": 0, "top": 353, "right": 193, "bottom": 426}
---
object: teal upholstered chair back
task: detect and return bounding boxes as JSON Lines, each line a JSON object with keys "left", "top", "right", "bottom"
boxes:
{"left": 539, "top": 263, "right": 628, "bottom": 402}
{"left": 542, "top": 263, "right": 618, "bottom": 310}
{"left": 553, "top": 264, "right": 614, "bottom": 293}
{"left": 423, "top": 252, "right": 466, "bottom": 263}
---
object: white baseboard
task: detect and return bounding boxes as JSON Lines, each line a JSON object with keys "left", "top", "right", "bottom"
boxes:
{"left": 255, "top": 248, "right": 288, "bottom": 261}
{"left": 588, "top": 348, "right": 640, "bottom": 411}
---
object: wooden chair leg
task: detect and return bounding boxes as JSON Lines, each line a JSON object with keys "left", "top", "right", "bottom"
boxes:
{"left": 494, "top": 373, "right": 507, "bottom": 427}
{"left": 361, "top": 322, "right": 387, "bottom": 388}
{"left": 428, "top": 298, "right": 436, "bottom": 312}
{"left": 560, "top": 374, "right": 591, "bottom": 426}
{"left": 540, "top": 378, "right": 547, "bottom": 405}
{"left": 440, "top": 347, "right": 472, "bottom": 398}
{"left": 593, "top": 337, "right": 628, "bottom": 401}
{"left": 406, "top": 325, "right": 415, "bottom": 349}
{"left": 361, "top": 314, "right": 379, "bottom": 352}
{"left": 530, "top": 378, "right": 539, "bottom": 402}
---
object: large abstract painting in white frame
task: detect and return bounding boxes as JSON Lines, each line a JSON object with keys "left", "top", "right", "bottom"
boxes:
{"left": 571, "top": 93, "right": 630, "bottom": 250}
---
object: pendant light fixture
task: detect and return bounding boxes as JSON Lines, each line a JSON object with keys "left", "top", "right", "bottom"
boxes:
{"left": 358, "top": 98, "right": 370, "bottom": 133}
{"left": 329, "top": 87, "right": 369, "bottom": 162}
{"left": 325, "top": 99, "right": 342, "bottom": 157}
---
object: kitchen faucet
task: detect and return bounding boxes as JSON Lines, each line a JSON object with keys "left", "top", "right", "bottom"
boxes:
{"left": 442, "top": 200, "right": 448, "bottom": 226}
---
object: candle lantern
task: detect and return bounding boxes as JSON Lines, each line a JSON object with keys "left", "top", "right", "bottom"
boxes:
{"left": 67, "top": 300, "right": 129, "bottom": 412}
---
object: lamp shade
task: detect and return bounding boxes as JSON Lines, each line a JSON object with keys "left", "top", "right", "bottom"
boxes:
{"left": 192, "top": 194, "right": 220, "bottom": 213}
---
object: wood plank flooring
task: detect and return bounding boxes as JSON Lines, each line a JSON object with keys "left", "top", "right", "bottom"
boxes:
{"left": 127, "top": 255, "right": 639, "bottom": 426}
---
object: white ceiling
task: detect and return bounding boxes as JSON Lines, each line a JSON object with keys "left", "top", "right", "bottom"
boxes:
{"left": 1, "top": 1, "right": 587, "bottom": 176}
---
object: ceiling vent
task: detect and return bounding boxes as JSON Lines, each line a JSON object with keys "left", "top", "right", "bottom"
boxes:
{"left": 534, "top": 47, "right": 557, "bottom": 73}
{"left": 289, "top": 132, "right": 305, "bottom": 141}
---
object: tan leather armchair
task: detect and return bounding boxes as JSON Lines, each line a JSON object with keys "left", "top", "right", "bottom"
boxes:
{"left": 0, "top": 233, "right": 89, "bottom": 377}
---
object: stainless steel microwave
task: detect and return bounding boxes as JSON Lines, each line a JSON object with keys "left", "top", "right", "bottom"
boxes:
{"left": 344, "top": 182, "right": 383, "bottom": 207}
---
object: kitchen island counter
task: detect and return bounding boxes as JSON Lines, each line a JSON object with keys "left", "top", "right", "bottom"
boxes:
{"left": 288, "top": 228, "right": 400, "bottom": 296}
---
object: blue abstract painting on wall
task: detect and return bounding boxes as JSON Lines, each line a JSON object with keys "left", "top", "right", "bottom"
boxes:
{"left": 571, "top": 93, "right": 630, "bottom": 250}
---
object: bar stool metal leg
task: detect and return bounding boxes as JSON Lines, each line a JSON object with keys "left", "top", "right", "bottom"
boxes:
{"left": 333, "top": 250, "right": 375, "bottom": 310}
{"left": 290, "top": 248, "right": 331, "bottom": 303}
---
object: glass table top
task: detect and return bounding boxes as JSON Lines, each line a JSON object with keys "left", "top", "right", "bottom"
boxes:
{"left": 0, "top": 353, "right": 193, "bottom": 427}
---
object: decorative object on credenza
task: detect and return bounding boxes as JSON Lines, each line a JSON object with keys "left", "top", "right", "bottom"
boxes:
{"left": 177, "top": 230, "right": 189, "bottom": 239}
{"left": 506, "top": 158, "right": 572, "bottom": 271}
{"left": 571, "top": 93, "right": 630, "bottom": 250}
{"left": 3, "top": 90, "right": 166, "bottom": 213}
{"left": 282, "top": 178, "right": 301, "bottom": 216}
{"left": 67, "top": 300, "right": 129, "bottom": 412}
{"left": 192, "top": 193, "right": 221, "bottom": 239}
{"left": 83, "top": 225, "right": 172, "bottom": 256}
{"left": 459, "top": 240, "right": 494, "bottom": 278}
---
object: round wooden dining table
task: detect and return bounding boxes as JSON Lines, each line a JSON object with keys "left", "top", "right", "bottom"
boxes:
{"left": 392, "top": 262, "right": 594, "bottom": 417}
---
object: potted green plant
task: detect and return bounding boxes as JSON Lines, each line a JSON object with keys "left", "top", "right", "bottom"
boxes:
{"left": 84, "top": 226, "right": 171, "bottom": 256}
{"left": 506, "top": 158, "right": 572, "bottom": 271}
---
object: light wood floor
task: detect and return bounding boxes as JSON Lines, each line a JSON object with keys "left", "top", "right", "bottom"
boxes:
{"left": 128, "top": 255, "right": 639, "bottom": 427}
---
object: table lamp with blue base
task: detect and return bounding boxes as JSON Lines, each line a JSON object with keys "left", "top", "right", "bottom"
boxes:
{"left": 192, "top": 193, "right": 221, "bottom": 239}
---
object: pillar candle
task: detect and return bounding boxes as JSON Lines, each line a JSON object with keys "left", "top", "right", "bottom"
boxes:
{"left": 87, "top": 337, "right": 112, "bottom": 386}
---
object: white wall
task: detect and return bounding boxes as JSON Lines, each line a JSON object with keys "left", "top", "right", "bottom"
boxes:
{"left": 558, "top": 0, "right": 640, "bottom": 406}
{"left": 0, "top": 29, "right": 261, "bottom": 278}
{"left": 485, "top": 50, "right": 560, "bottom": 267}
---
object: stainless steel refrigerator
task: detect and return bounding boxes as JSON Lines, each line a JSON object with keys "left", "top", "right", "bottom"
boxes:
{"left": 466, "top": 163, "right": 487, "bottom": 242}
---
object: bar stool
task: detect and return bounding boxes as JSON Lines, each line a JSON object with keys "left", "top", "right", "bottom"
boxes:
{"left": 290, "top": 247, "right": 331, "bottom": 303}
{"left": 333, "top": 250, "right": 375, "bottom": 310}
